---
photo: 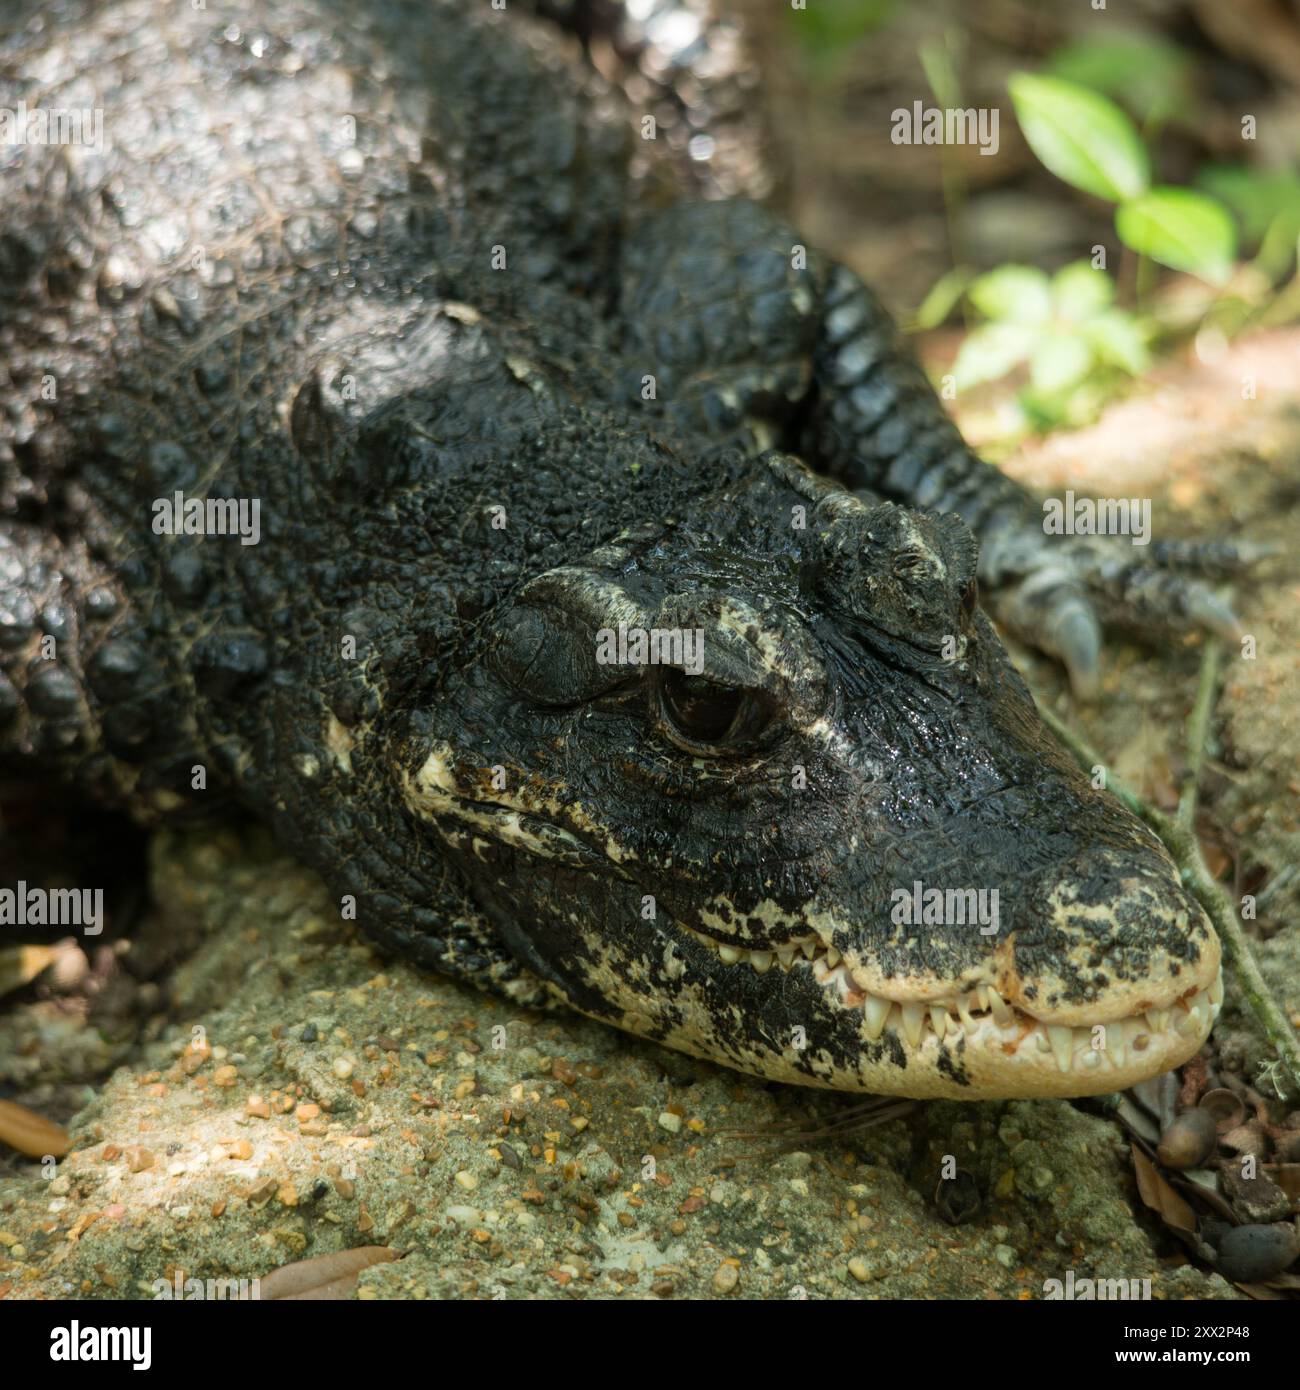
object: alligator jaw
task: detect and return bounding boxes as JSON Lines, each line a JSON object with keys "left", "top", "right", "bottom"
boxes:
{"left": 679, "top": 921, "right": 1223, "bottom": 1099}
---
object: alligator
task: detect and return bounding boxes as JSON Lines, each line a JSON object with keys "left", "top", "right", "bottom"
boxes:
{"left": 0, "top": 0, "right": 1244, "bottom": 1099}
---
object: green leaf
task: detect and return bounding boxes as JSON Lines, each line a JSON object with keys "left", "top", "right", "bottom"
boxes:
{"left": 1051, "top": 261, "right": 1114, "bottom": 320}
{"left": 1115, "top": 187, "right": 1237, "bottom": 284}
{"left": 910, "top": 265, "right": 973, "bottom": 330}
{"left": 1008, "top": 73, "right": 1149, "bottom": 202}
{"left": 1082, "top": 310, "right": 1150, "bottom": 374}
{"left": 1046, "top": 34, "right": 1193, "bottom": 123}
{"left": 952, "top": 322, "right": 1037, "bottom": 389}
{"left": 918, "top": 36, "right": 961, "bottom": 111}
{"left": 1196, "top": 164, "right": 1300, "bottom": 244}
{"left": 967, "top": 265, "right": 1051, "bottom": 324}
{"left": 1029, "top": 333, "right": 1094, "bottom": 393}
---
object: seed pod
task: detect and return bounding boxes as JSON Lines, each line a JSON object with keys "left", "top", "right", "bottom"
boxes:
{"left": 1157, "top": 1108, "right": 1219, "bottom": 1169}
{"left": 1198, "top": 1088, "right": 1246, "bottom": 1131}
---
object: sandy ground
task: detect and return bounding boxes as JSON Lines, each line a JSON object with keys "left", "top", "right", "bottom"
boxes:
{"left": 0, "top": 827, "right": 1248, "bottom": 1301}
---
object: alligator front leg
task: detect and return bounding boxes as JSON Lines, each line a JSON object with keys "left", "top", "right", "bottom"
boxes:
{"left": 807, "top": 260, "right": 1259, "bottom": 695}
{"left": 618, "top": 198, "right": 1257, "bottom": 696}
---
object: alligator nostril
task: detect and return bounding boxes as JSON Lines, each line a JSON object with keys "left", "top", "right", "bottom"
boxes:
{"left": 1004, "top": 848, "right": 1222, "bottom": 1028}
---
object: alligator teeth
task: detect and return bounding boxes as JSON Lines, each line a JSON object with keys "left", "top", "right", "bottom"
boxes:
{"left": 899, "top": 1003, "right": 926, "bottom": 1048}
{"left": 691, "top": 927, "right": 1226, "bottom": 1076}
{"left": 987, "top": 987, "right": 1013, "bottom": 1027}
{"left": 1047, "top": 1025, "right": 1074, "bottom": 1073}
{"left": 863, "top": 995, "right": 891, "bottom": 1041}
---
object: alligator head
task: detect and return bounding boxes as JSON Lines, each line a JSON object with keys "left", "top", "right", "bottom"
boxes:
{"left": 399, "top": 454, "right": 1221, "bottom": 1099}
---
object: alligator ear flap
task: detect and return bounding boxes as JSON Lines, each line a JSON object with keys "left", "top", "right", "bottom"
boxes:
{"left": 935, "top": 508, "right": 981, "bottom": 592}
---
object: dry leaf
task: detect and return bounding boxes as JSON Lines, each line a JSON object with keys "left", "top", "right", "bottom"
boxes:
{"left": 0, "top": 1098, "right": 70, "bottom": 1159}
{"left": 258, "top": 1245, "right": 398, "bottom": 1300}
{"left": 1132, "top": 1142, "right": 1198, "bottom": 1234}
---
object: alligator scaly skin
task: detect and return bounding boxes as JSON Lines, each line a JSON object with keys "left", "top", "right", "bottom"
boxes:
{"left": 0, "top": 0, "right": 1229, "bottom": 1097}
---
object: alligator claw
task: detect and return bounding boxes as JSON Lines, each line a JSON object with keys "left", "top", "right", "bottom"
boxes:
{"left": 987, "top": 525, "right": 1265, "bottom": 697}
{"left": 1052, "top": 597, "right": 1103, "bottom": 701}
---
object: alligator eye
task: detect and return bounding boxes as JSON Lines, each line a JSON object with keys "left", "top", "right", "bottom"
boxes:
{"left": 655, "top": 671, "right": 770, "bottom": 753}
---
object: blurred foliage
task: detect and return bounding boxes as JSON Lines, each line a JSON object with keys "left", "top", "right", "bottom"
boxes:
{"left": 787, "top": 0, "right": 897, "bottom": 70}
{"left": 1196, "top": 165, "right": 1300, "bottom": 246}
{"left": 1008, "top": 73, "right": 1151, "bottom": 202}
{"left": 953, "top": 261, "right": 1149, "bottom": 427}
{"left": 778, "top": 2, "right": 1298, "bottom": 433}
{"left": 1007, "top": 73, "right": 1236, "bottom": 284}
{"left": 1045, "top": 31, "right": 1195, "bottom": 125}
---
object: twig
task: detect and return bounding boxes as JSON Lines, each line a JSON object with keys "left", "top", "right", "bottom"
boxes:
{"left": 1038, "top": 658, "right": 1300, "bottom": 1100}
{"left": 1178, "top": 637, "right": 1222, "bottom": 829}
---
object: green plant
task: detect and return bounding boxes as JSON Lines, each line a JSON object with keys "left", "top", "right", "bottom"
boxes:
{"left": 1045, "top": 32, "right": 1194, "bottom": 125}
{"left": 952, "top": 260, "right": 1149, "bottom": 426}
{"left": 1007, "top": 73, "right": 1237, "bottom": 285}
{"left": 787, "top": 0, "right": 897, "bottom": 72}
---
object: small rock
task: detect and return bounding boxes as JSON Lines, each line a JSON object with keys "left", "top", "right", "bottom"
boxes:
{"left": 657, "top": 1112, "right": 681, "bottom": 1134}
{"left": 712, "top": 1262, "right": 739, "bottom": 1294}
{"left": 1221, "top": 1168, "right": 1292, "bottom": 1225}
{"left": 1215, "top": 1223, "right": 1299, "bottom": 1282}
